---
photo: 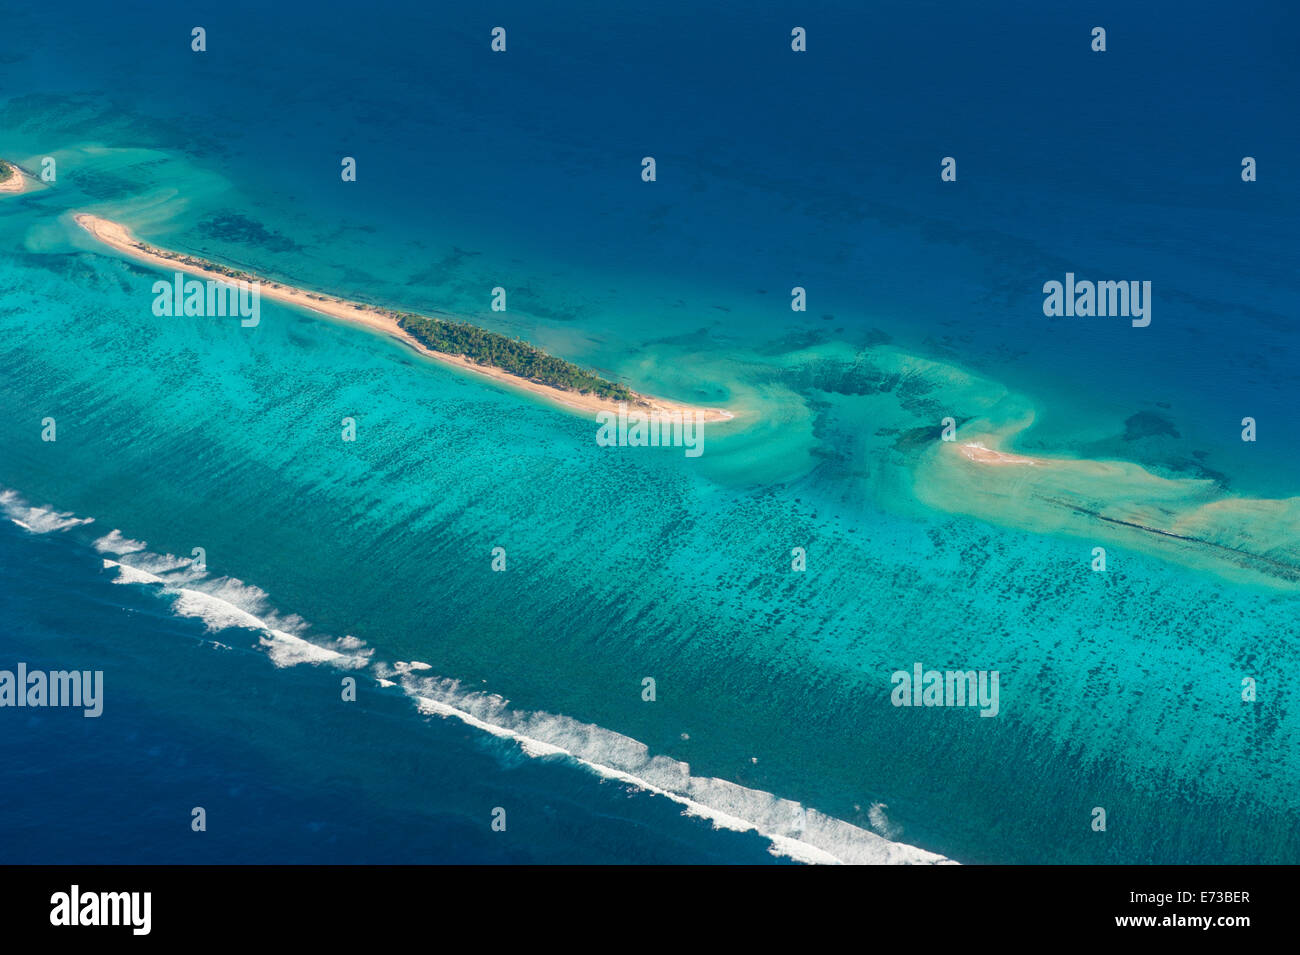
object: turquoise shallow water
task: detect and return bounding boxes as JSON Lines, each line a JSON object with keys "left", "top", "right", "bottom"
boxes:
{"left": 3, "top": 1, "right": 1299, "bottom": 863}
{"left": 3, "top": 191, "right": 1297, "bottom": 861}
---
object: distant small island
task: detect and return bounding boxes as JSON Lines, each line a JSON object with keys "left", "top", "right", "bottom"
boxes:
{"left": 74, "top": 214, "right": 734, "bottom": 421}
{"left": 0, "top": 160, "right": 29, "bottom": 194}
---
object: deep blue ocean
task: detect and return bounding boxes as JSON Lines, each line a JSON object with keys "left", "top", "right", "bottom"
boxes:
{"left": 0, "top": 518, "right": 787, "bottom": 863}
{"left": 2, "top": 1, "right": 1297, "bottom": 863}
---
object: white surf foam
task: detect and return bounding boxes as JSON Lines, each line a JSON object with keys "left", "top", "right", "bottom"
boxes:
{"left": 116, "top": 550, "right": 198, "bottom": 577}
{"left": 259, "top": 628, "right": 356, "bottom": 667}
{"left": 869, "top": 801, "right": 904, "bottom": 840}
{"left": 15, "top": 487, "right": 954, "bottom": 864}
{"left": 399, "top": 673, "right": 955, "bottom": 865}
{"left": 102, "top": 558, "right": 164, "bottom": 586}
{"left": 393, "top": 660, "right": 434, "bottom": 674}
{"left": 0, "top": 490, "right": 95, "bottom": 534}
{"left": 93, "top": 529, "right": 147, "bottom": 554}
{"left": 99, "top": 549, "right": 370, "bottom": 670}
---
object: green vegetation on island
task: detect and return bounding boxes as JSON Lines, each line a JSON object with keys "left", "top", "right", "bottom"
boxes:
{"left": 133, "top": 240, "right": 635, "bottom": 402}
{"left": 396, "top": 313, "right": 634, "bottom": 401}
{"left": 0, "top": 161, "right": 14, "bottom": 183}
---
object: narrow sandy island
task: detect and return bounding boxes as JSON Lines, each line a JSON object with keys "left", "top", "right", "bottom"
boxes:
{"left": 74, "top": 213, "right": 737, "bottom": 423}
{"left": 0, "top": 160, "right": 31, "bottom": 195}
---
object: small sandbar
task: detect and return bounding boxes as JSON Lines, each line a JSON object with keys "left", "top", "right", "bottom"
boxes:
{"left": 958, "top": 441, "right": 1040, "bottom": 466}
{"left": 921, "top": 421, "right": 1300, "bottom": 589}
